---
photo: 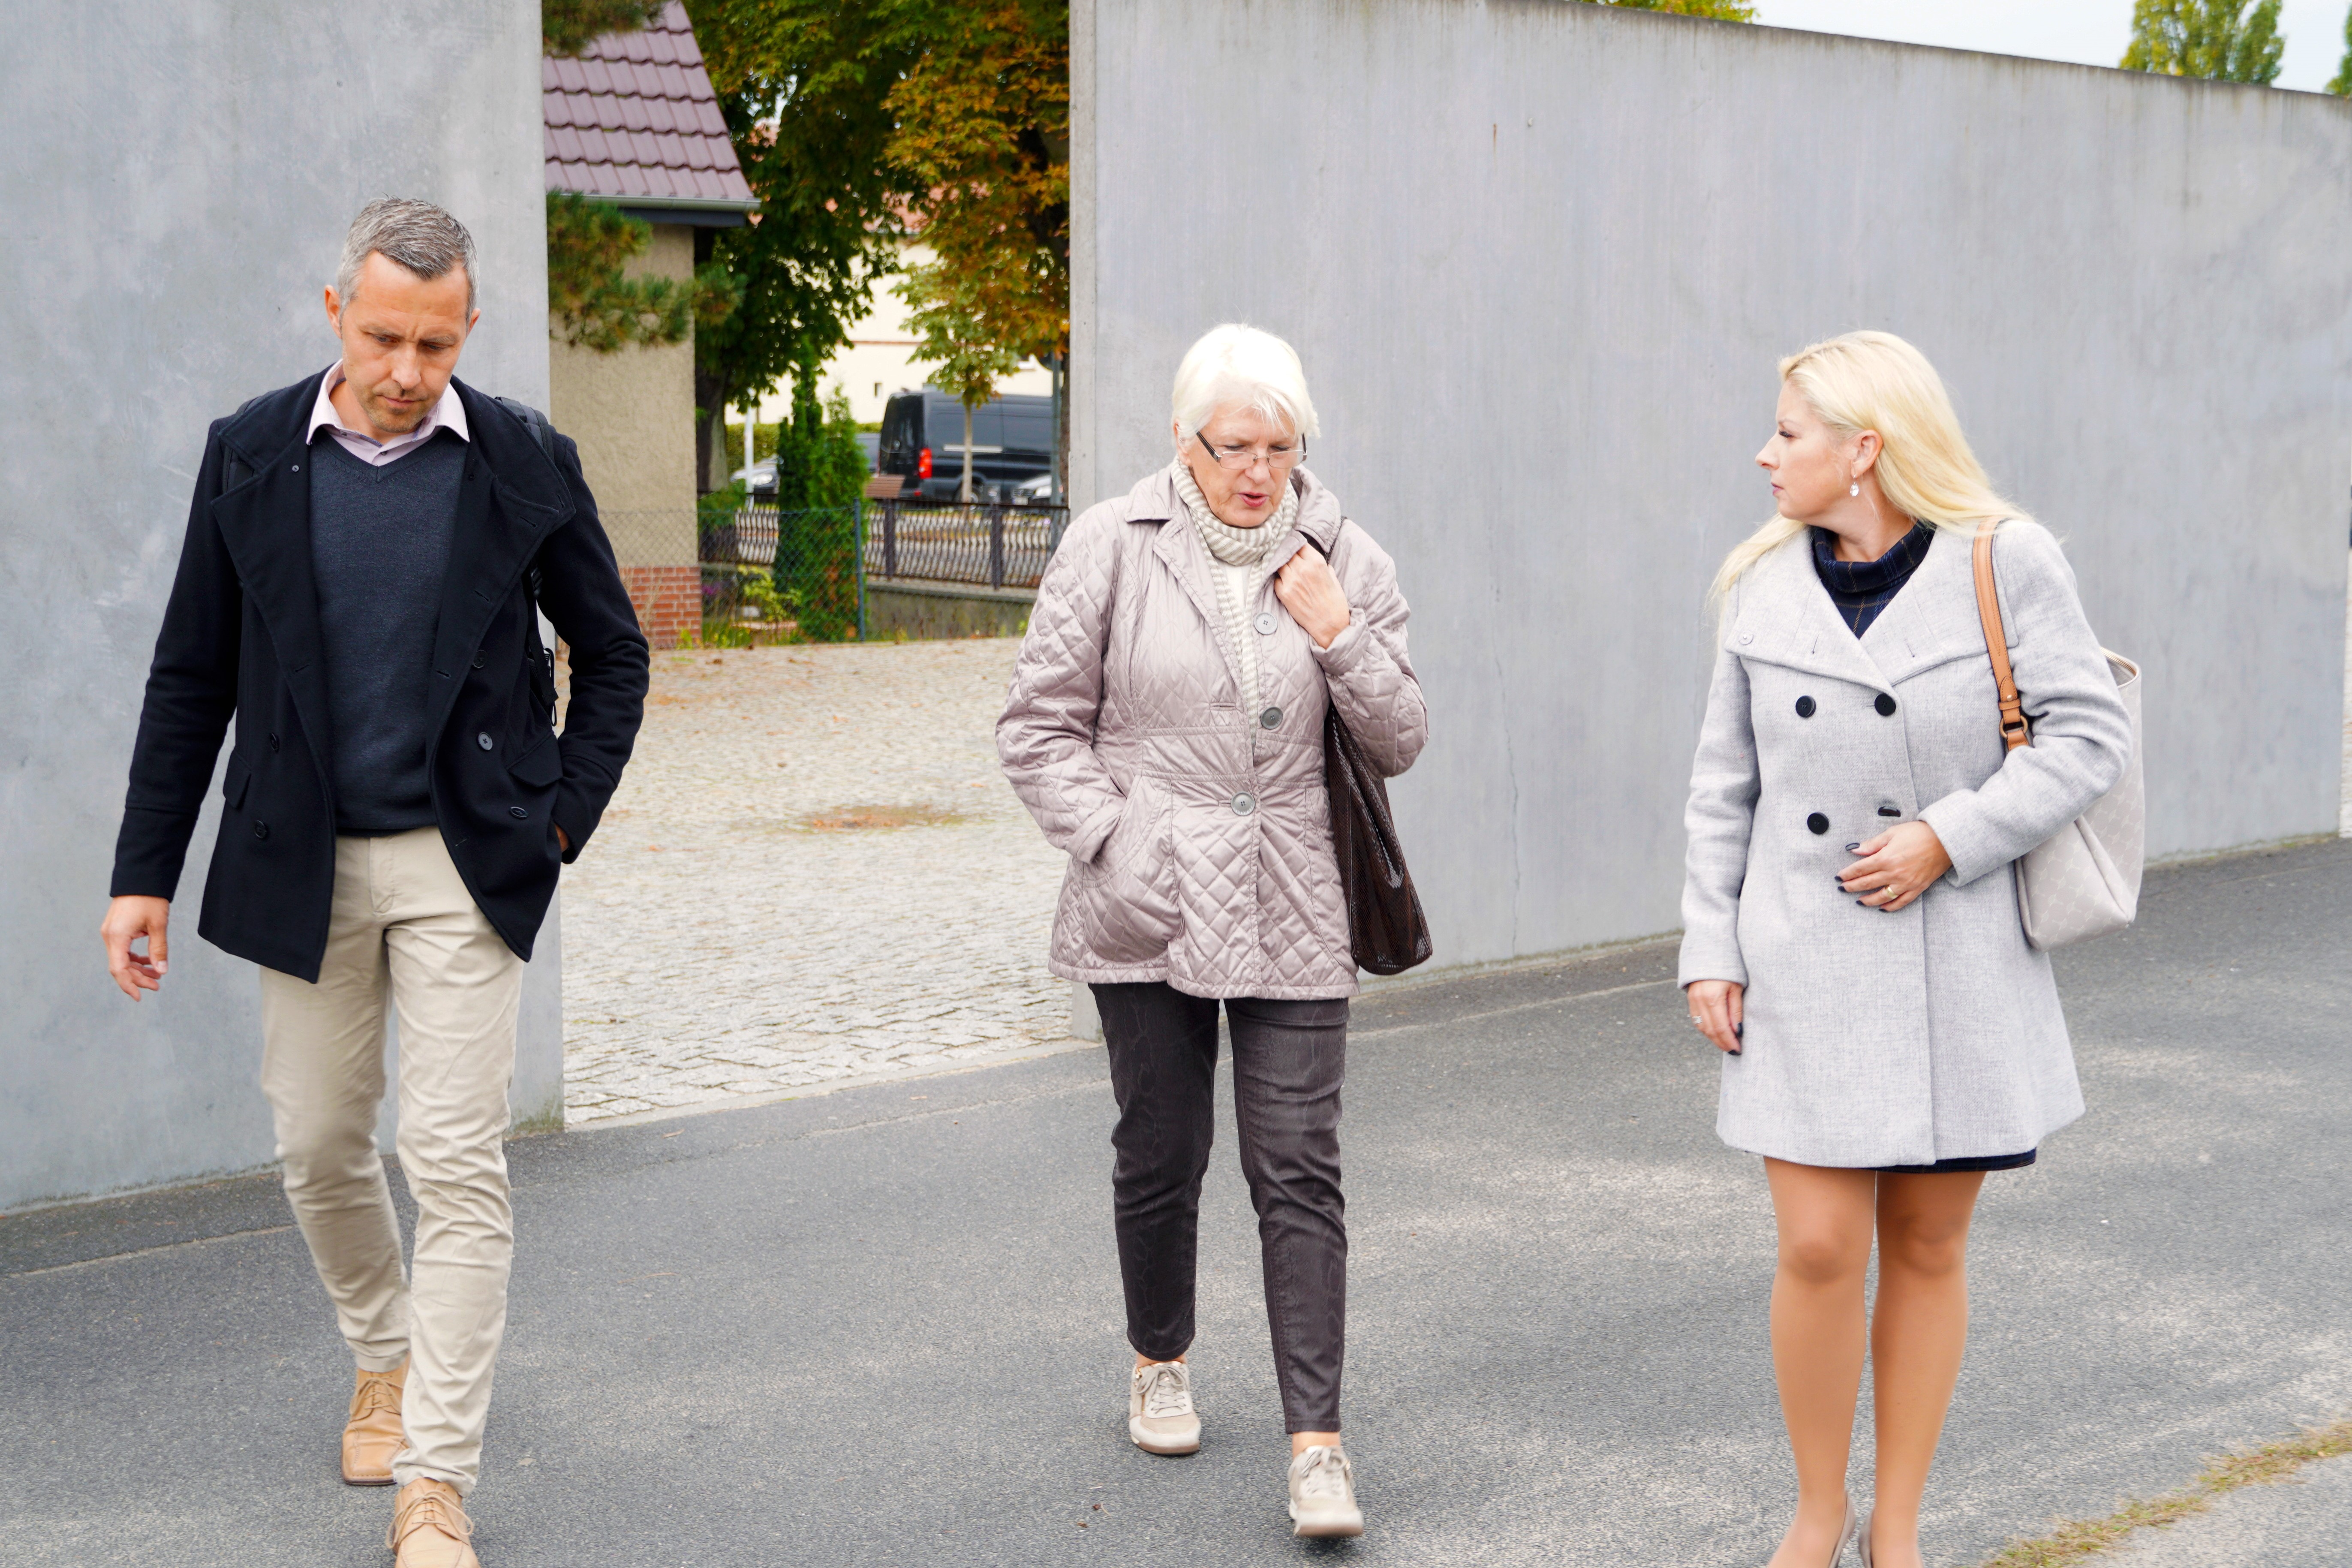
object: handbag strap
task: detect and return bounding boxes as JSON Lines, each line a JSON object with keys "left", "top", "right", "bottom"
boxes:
{"left": 1971, "top": 520, "right": 2031, "bottom": 751}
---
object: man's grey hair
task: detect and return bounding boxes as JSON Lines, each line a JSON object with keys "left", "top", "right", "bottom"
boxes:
{"left": 337, "top": 198, "right": 478, "bottom": 315}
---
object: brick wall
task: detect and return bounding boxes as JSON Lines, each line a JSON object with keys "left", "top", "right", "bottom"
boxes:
{"left": 620, "top": 564, "right": 699, "bottom": 650}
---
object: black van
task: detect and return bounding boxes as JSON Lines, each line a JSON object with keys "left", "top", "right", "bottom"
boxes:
{"left": 876, "top": 387, "right": 1054, "bottom": 503}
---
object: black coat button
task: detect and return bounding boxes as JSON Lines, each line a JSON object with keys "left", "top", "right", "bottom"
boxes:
{"left": 1795, "top": 696, "right": 1816, "bottom": 719}
{"left": 252, "top": 820, "right": 270, "bottom": 840}
{"left": 477, "top": 732, "right": 494, "bottom": 751}
{"left": 1875, "top": 693, "right": 1898, "bottom": 716}
{"left": 268, "top": 733, "right": 281, "bottom": 753}
{"left": 1259, "top": 706, "right": 1282, "bottom": 729}
{"left": 509, "top": 806, "right": 529, "bottom": 819}
{"left": 1806, "top": 812, "right": 1830, "bottom": 835}
{"left": 472, "top": 651, "right": 487, "bottom": 669}
{"left": 1878, "top": 806, "right": 1902, "bottom": 818}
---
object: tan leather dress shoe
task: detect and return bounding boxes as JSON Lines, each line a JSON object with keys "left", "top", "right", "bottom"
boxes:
{"left": 341, "top": 1362, "right": 407, "bottom": 1487}
{"left": 388, "top": 1478, "right": 479, "bottom": 1568}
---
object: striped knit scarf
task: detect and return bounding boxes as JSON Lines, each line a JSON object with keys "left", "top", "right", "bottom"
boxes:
{"left": 1171, "top": 459, "right": 1296, "bottom": 719}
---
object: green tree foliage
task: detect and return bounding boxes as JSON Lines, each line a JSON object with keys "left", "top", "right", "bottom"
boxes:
{"left": 901, "top": 265, "right": 1024, "bottom": 503}
{"left": 684, "top": 0, "right": 923, "bottom": 491}
{"left": 544, "top": 0, "right": 662, "bottom": 57}
{"left": 888, "top": 0, "right": 1070, "bottom": 373}
{"left": 768, "top": 388, "right": 867, "bottom": 641}
{"left": 2329, "top": 3, "right": 2352, "bottom": 94}
{"left": 2120, "top": 0, "right": 2284, "bottom": 83}
{"left": 1593, "top": 0, "right": 1757, "bottom": 18}
{"left": 545, "top": 193, "right": 740, "bottom": 352}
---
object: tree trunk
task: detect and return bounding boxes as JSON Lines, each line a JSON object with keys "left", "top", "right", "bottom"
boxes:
{"left": 960, "top": 401, "right": 975, "bottom": 503}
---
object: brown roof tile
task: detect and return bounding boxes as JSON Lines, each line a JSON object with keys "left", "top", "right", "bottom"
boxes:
{"left": 542, "top": 3, "right": 752, "bottom": 212}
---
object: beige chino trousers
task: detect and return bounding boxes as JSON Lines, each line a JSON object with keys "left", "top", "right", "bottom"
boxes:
{"left": 258, "top": 827, "right": 523, "bottom": 1494}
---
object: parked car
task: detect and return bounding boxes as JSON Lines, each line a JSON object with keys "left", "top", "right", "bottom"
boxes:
{"left": 876, "top": 386, "right": 1053, "bottom": 503}
{"left": 731, "top": 433, "right": 879, "bottom": 502}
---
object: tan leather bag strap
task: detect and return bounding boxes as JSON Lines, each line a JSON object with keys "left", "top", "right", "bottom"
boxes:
{"left": 1972, "top": 520, "right": 2031, "bottom": 751}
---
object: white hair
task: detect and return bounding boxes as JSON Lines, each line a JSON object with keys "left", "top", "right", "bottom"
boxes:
{"left": 337, "top": 197, "right": 478, "bottom": 315}
{"left": 1170, "top": 323, "right": 1321, "bottom": 449}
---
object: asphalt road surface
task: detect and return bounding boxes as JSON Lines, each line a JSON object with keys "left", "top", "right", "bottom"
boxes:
{"left": 4, "top": 839, "right": 2346, "bottom": 1567}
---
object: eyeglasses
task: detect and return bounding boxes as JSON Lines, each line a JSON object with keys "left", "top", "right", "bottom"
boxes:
{"left": 1197, "top": 432, "right": 1306, "bottom": 473}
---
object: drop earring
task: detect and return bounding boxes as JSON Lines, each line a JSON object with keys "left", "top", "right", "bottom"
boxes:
{"left": 1849, "top": 480, "right": 1860, "bottom": 497}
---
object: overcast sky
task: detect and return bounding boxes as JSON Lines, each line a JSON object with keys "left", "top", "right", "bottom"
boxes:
{"left": 1753, "top": 0, "right": 2348, "bottom": 93}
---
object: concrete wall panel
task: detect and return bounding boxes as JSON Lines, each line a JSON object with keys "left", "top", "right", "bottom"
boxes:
{"left": 0, "top": 3, "right": 554, "bottom": 1207}
{"left": 1073, "top": 0, "right": 2352, "bottom": 973}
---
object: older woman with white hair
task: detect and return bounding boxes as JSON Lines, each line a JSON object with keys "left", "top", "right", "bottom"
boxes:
{"left": 999, "top": 324, "right": 1425, "bottom": 1538}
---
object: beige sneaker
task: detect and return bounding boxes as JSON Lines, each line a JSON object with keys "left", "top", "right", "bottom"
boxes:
{"left": 1287, "top": 1445, "right": 1363, "bottom": 1538}
{"left": 1128, "top": 1360, "right": 1201, "bottom": 1455}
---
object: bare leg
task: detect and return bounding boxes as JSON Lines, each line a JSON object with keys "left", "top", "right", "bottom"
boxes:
{"left": 1762, "top": 1159, "right": 1877, "bottom": 1568}
{"left": 1866, "top": 1172, "right": 1984, "bottom": 1568}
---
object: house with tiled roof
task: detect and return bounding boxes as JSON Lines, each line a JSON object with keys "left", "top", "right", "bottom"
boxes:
{"left": 544, "top": 1, "right": 754, "bottom": 648}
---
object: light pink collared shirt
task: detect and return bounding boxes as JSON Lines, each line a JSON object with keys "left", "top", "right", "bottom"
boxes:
{"left": 307, "top": 365, "right": 470, "bottom": 466}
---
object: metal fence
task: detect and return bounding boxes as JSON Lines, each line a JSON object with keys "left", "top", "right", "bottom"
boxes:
{"left": 593, "top": 497, "right": 1073, "bottom": 646}
{"left": 864, "top": 499, "right": 1070, "bottom": 590}
{"left": 700, "top": 504, "right": 862, "bottom": 643}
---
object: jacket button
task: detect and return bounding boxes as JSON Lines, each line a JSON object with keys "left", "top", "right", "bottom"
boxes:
{"left": 1738, "top": 633, "right": 1754, "bottom": 645}
{"left": 1878, "top": 806, "right": 1902, "bottom": 818}
{"left": 1254, "top": 612, "right": 1277, "bottom": 636}
{"left": 253, "top": 820, "right": 270, "bottom": 840}
{"left": 510, "top": 806, "right": 529, "bottom": 819}
{"left": 472, "top": 651, "right": 488, "bottom": 669}
{"left": 1806, "top": 812, "right": 1829, "bottom": 835}
{"left": 1875, "top": 693, "right": 1898, "bottom": 716}
{"left": 1232, "top": 792, "right": 1257, "bottom": 816}
{"left": 1794, "top": 696, "right": 1816, "bottom": 719}
{"left": 477, "top": 732, "right": 494, "bottom": 751}
{"left": 268, "top": 733, "right": 281, "bottom": 752}
{"left": 1259, "top": 706, "right": 1282, "bottom": 729}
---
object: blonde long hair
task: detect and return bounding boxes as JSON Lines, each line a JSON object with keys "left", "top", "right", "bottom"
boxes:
{"left": 1710, "top": 331, "right": 2027, "bottom": 607}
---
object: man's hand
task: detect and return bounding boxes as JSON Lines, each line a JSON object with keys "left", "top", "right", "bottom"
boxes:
{"left": 102, "top": 896, "right": 171, "bottom": 1000}
{"left": 1273, "top": 548, "right": 1351, "bottom": 648}
{"left": 1687, "top": 979, "right": 1744, "bottom": 1055}
{"left": 1838, "top": 820, "right": 1953, "bottom": 912}
{"left": 555, "top": 825, "right": 571, "bottom": 855}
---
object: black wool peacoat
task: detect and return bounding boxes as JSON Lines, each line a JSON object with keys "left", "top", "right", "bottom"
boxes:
{"left": 110, "top": 370, "right": 651, "bottom": 981}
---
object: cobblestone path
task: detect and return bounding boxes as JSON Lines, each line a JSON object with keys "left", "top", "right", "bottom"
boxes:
{"left": 559, "top": 639, "right": 1069, "bottom": 1124}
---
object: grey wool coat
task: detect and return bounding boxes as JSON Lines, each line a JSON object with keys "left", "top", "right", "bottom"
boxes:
{"left": 998, "top": 465, "right": 1426, "bottom": 999}
{"left": 1679, "top": 521, "right": 2132, "bottom": 1168}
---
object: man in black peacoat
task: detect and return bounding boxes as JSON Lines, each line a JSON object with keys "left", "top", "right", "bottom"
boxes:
{"left": 106, "top": 367, "right": 648, "bottom": 976}
{"left": 99, "top": 198, "right": 647, "bottom": 1565}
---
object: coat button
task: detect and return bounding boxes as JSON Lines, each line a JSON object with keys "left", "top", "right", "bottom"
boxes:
{"left": 1794, "top": 696, "right": 1816, "bottom": 719}
{"left": 477, "top": 732, "right": 494, "bottom": 751}
{"left": 509, "top": 806, "right": 529, "bottom": 819}
{"left": 1232, "top": 792, "right": 1257, "bottom": 816}
{"left": 1878, "top": 806, "right": 1902, "bottom": 818}
{"left": 1254, "top": 611, "right": 1277, "bottom": 635}
{"left": 1738, "top": 633, "right": 1754, "bottom": 645}
{"left": 253, "top": 820, "right": 270, "bottom": 840}
{"left": 472, "top": 651, "right": 487, "bottom": 669}
{"left": 268, "top": 733, "right": 281, "bottom": 752}
{"left": 1875, "top": 693, "right": 1898, "bottom": 716}
{"left": 1259, "top": 706, "right": 1282, "bottom": 729}
{"left": 1806, "top": 812, "right": 1829, "bottom": 835}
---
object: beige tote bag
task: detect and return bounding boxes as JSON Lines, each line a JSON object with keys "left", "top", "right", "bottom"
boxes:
{"left": 1972, "top": 521, "right": 2144, "bottom": 951}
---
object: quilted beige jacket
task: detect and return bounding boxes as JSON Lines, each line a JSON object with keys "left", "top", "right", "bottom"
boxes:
{"left": 999, "top": 465, "right": 1426, "bottom": 998}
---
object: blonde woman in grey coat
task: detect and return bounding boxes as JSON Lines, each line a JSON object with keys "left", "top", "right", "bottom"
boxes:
{"left": 999, "top": 324, "right": 1425, "bottom": 1539}
{"left": 1681, "top": 331, "right": 2131, "bottom": 1568}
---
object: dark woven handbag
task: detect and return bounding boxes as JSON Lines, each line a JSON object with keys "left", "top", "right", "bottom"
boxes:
{"left": 1299, "top": 532, "right": 1432, "bottom": 976}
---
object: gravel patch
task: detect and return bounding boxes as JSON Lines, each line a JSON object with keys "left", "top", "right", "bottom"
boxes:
{"left": 558, "top": 638, "right": 1071, "bottom": 1124}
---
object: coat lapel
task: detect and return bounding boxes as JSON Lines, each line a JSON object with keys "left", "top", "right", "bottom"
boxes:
{"left": 1857, "top": 527, "right": 1991, "bottom": 683}
{"left": 424, "top": 453, "right": 566, "bottom": 737}
{"left": 1728, "top": 536, "right": 1893, "bottom": 695}
{"left": 210, "top": 424, "right": 337, "bottom": 774}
